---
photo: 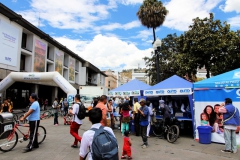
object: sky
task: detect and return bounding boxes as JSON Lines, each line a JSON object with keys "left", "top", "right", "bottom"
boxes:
{"left": 1, "top": 0, "right": 240, "bottom": 72}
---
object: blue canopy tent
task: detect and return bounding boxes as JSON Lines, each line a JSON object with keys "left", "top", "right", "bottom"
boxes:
{"left": 144, "top": 75, "right": 194, "bottom": 135}
{"left": 194, "top": 68, "right": 240, "bottom": 144}
{"left": 108, "top": 79, "right": 151, "bottom": 97}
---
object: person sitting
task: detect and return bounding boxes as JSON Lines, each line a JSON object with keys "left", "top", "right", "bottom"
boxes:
{"left": 0, "top": 99, "right": 11, "bottom": 113}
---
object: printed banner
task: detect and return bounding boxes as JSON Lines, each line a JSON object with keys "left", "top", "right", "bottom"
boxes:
{"left": 55, "top": 49, "right": 64, "bottom": 75}
{"left": 0, "top": 19, "right": 19, "bottom": 67}
{"left": 34, "top": 39, "right": 47, "bottom": 72}
{"left": 195, "top": 89, "right": 240, "bottom": 144}
{"left": 123, "top": 91, "right": 131, "bottom": 96}
{"left": 69, "top": 57, "right": 75, "bottom": 82}
{"left": 22, "top": 73, "right": 41, "bottom": 80}
{"left": 108, "top": 91, "right": 114, "bottom": 96}
{"left": 114, "top": 92, "right": 122, "bottom": 96}
{"left": 131, "top": 90, "right": 140, "bottom": 96}
{"left": 144, "top": 88, "right": 192, "bottom": 96}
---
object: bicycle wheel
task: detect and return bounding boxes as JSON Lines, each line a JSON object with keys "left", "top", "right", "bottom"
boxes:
{"left": 38, "top": 126, "right": 46, "bottom": 144}
{"left": 0, "top": 130, "right": 18, "bottom": 152}
{"left": 152, "top": 121, "right": 164, "bottom": 137}
{"left": 41, "top": 111, "right": 51, "bottom": 120}
{"left": 167, "top": 125, "right": 179, "bottom": 143}
{"left": 18, "top": 115, "right": 27, "bottom": 124}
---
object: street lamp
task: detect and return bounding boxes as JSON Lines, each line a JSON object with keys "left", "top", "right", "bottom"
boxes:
{"left": 153, "top": 38, "right": 162, "bottom": 83}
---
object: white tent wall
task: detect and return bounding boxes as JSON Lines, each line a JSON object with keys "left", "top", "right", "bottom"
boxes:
{"left": 0, "top": 72, "right": 77, "bottom": 100}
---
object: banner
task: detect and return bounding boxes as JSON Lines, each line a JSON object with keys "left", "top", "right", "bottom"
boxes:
{"left": 195, "top": 89, "right": 240, "bottom": 144}
{"left": 131, "top": 90, "right": 140, "bottom": 96}
{"left": 34, "top": 39, "right": 47, "bottom": 72}
{"left": 0, "top": 19, "right": 19, "bottom": 67}
{"left": 69, "top": 57, "right": 75, "bottom": 82}
{"left": 123, "top": 91, "right": 131, "bottom": 96}
{"left": 108, "top": 91, "right": 114, "bottom": 96}
{"left": 144, "top": 88, "right": 192, "bottom": 96}
{"left": 55, "top": 49, "right": 64, "bottom": 75}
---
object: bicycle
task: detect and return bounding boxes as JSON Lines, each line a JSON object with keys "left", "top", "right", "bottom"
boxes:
{"left": 152, "top": 112, "right": 179, "bottom": 143}
{"left": 40, "top": 110, "right": 53, "bottom": 120}
{"left": 0, "top": 121, "right": 46, "bottom": 152}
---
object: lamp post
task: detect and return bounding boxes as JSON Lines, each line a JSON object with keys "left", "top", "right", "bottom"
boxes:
{"left": 153, "top": 38, "right": 162, "bottom": 83}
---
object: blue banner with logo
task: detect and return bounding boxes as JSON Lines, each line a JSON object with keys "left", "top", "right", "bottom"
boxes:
{"left": 144, "top": 88, "right": 192, "bottom": 96}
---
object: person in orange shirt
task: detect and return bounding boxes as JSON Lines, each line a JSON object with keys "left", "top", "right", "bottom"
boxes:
{"left": 96, "top": 95, "right": 108, "bottom": 126}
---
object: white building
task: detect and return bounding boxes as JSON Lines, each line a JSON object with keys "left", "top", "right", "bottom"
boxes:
{"left": 0, "top": 3, "right": 106, "bottom": 108}
{"left": 132, "top": 69, "right": 149, "bottom": 84}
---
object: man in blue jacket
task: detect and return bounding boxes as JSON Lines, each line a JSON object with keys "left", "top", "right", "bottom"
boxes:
{"left": 219, "top": 98, "right": 240, "bottom": 154}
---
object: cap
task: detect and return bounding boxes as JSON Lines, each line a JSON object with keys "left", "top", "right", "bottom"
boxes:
{"left": 30, "top": 93, "right": 38, "bottom": 100}
{"left": 159, "top": 100, "right": 164, "bottom": 103}
{"left": 139, "top": 98, "right": 146, "bottom": 103}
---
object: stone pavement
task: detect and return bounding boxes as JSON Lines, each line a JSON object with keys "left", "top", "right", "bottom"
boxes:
{"left": 0, "top": 117, "right": 240, "bottom": 160}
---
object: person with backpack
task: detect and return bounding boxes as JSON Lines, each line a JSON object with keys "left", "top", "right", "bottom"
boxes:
{"left": 79, "top": 107, "right": 119, "bottom": 160}
{"left": 69, "top": 94, "right": 84, "bottom": 148}
{"left": 138, "top": 98, "right": 149, "bottom": 149}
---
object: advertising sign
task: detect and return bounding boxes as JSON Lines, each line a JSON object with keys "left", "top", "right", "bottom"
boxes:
{"left": 0, "top": 19, "right": 19, "bottom": 67}
{"left": 195, "top": 89, "right": 240, "bottom": 144}
{"left": 123, "top": 91, "right": 131, "bottom": 96}
{"left": 22, "top": 73, "right": 41, "bottom": 80}
{"left": 55, "top": 49, "right": 64, "bottom": 75}
{"left": 115, "top": 92, "right": 122, "bottom": 96}
{"left": 144, "top": 88, "right": 192, "bottom": 96}
{"left": 131, "top": 90, "right": 140, "bottom": 96}
{"left": 34, "top": 39, "right": 47, "bottom": 72}
{"left": 108, "top": 91, "right": 114, "bottom": 96}
{"left": 69, "top": 57, "right": 75, "bottom": 82}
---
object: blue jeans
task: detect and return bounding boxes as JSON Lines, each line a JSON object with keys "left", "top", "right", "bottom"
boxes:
{"left": 224, "top": 128, "right": 237, "bottom": 152}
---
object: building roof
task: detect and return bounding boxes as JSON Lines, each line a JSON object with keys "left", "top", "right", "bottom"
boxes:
{"left": 0, "top": 3, "right": 104, "bottom": 75}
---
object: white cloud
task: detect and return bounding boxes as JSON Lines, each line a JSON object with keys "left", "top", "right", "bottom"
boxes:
{"left": 118, "top": 0, "right": 143, "bottom": 5}
{"left": 163, "top": 0, "right": 222, "bottom": 31}
{"left": 228, "top": 15, "right": 240, "bottom": 27}
{"left": 54, "top": 35, "right": 152, "bottom": 70}
{"left": 94, "top": 20, "right": 140, "bottom": 31}
{"left": 131, "top": 30, "right": 153, "bottom": 41}
{"left": 219, "top": 0, "right": 240, "bottom": 13}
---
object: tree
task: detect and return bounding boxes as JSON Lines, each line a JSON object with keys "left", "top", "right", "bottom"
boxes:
{"left": 137, "top": 0, "right": 168, "bottom": 82}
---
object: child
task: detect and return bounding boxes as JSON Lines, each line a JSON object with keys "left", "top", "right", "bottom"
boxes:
{"left": 200, "top": 113, "right": 209, "bottom": 126}
{"left": 120, "top": 102, "right": 131, "bottom": 136}
{"left": 121, "top": 130, "right": 132, "bottom": 159}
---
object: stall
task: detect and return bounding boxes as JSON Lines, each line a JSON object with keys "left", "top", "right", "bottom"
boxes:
{"left": 144, "top": 75, "right": 194, "bottom": 134}
{"left": 194, "top": 68, "right": 240, "bottom": 144}
{"left": 108, "top": 79, "right": 150, "bottom": 97}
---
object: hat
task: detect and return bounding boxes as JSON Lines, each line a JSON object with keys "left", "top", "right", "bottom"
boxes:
{"left": 159, "top": 100, "right": 164, "bottom": 103}
{"left": 139, "top": 98, "right": 146, "bottom": 103}
{"left": 30, "top": 93, "right": 38, "bottom": 100}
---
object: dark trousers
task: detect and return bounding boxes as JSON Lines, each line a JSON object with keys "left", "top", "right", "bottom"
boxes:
{"left": 27, "top": 120, "right": 40, "bottom": 149}
{"left": 64, "top": 107, "right": 68, "bottom": 116}
{"left": 134, "top": 113, "right": 140, "bottom": 136}
{"left": 140, "top": 125, "right": 148, "bottom": 145}
{"left": 54, "top": 112, "right": 58, "bottom": 124}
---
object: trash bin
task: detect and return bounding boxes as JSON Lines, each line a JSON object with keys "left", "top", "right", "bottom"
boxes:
{"left": 197, "top": 126, "right": 212, "bottom": 144}
{"left": 0, "top": 113, "right": 14, "bottom": 138}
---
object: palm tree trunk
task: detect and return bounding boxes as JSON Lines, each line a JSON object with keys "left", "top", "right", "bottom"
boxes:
{"left": 153, "top": 28, "right": 160, "bottom": 82}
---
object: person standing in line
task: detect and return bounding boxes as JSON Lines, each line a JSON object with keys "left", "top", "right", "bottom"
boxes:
{"left": 133, "top": 98, "right": 141, "bottom": 136}
{"left": 219, "top": 98, "right": 240, "bottom": 153}
{"left": 69, "top": 94, "right": 83, "bottom": 148}
{"left": 52, "top": 98, "right": 59, "bottom": 126}
{"left": 138, "top": 99, "right": 149, "bottom": 148}
{"left": 96, "top": 95, "right": 108, "bottom": 126}
{"left": 20, "top": 93, "right": 40, "bottom": 152}
{"left": 146, "top": 101, "right": 153, "bottom": 137}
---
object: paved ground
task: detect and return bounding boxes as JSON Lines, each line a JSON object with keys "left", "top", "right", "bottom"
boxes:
{"left": 0, "top": 116, "right": 240, "bottom": 160}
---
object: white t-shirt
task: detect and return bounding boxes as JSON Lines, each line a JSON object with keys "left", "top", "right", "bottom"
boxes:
{"left": 72, "top": 103, "right": 83, "bottom": 125}
{"left": 79, "top": 123, "right": 115, "bottom": 160}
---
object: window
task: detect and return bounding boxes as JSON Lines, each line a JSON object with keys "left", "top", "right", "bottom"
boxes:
{"left": 20, "top": 54, "right": 25, "bottom": 71}
{"left": 47, "top": 46, "right": 50, "bottom": 59}
{"left": 108, "top": 81, "right": 110, "bottom": 87}
{"left": 21, "top": 33, "right": 27, "bottom": 48}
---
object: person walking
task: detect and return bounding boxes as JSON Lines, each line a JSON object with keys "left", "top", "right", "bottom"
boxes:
{"left": 138, "top": 99, "right": 149, "bottom": 148}
{"left": 133, "top": 98, "right": 141, "bottom": 136}
{"left": 219, "top": 98, "right": 240, "bottom": 153}
{"left": 96, "top": 95, "right": 108, "bottom": 126}
{"left": 146, "top": 101, "right": 153, "bottom": 137}
{"left": 20, "top": 93, "right": 40, "bottom": 152}
{"left": 69, "top": 94, "right": 83, "bottom": 148}
{"left": 52, "top": 98, "right": 59, "bottom": 126}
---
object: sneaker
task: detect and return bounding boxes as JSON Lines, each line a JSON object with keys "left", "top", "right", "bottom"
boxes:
{"left": 221, "top": 150, "right": 232, "bottom": 153}
{"left": 23, "top": 147, "right": 32, "bottom": 152}
{"left": 121, "top": 156, "right": 126, "bottom": 159}
{"left": 231, "top": 150, "right": 237, "bottom": 154}
{"left": 142, "top": 144, "right": 147, "bottom": 149}
{"left": 128, "top": 156, "right": 132, "bottom": 159}
{"left": 71, "top": 144, "right": 77, "bottom": 148}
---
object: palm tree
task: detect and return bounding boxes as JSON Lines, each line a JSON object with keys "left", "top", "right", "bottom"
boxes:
{"left": 137, "top": 0, "right": 168, "bottom": 82}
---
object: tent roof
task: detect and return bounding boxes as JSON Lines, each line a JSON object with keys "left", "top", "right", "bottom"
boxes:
{"left": 146, "top": 75, "right": 193, "bottom": 90}
{"left": 194, "top": 68, "right": 240, "bottom": 88}
{"left": 111, "top": 79, "right": 150, "bottom": 92}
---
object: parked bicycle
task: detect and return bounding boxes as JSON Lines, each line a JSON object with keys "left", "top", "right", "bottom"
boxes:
{"left": 152, "top": 112, "right": 179, "bottom": 143}
{"left": 0, "top": 120, "right": 46, "bottom": 152}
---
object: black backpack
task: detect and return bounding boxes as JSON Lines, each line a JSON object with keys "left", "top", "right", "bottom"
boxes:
{"left": 76, "top": 102, "right": 86, "bottom": 120}
{"left": 91, "top": 126, "right": 119, "bottom": 160}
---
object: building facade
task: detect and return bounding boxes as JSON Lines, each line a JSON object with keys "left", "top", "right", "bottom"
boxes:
{"left": 104, "top": 70, "right": 117, "bottom": 91}
{"left": 132, "top": 69, "right": 149, "bottom": 84}
{"left": 0, "top": 3, "right": 106, "bottom": 108}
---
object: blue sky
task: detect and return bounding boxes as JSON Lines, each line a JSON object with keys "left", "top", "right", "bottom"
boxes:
{"left": 1, "top": 0, "right": 240, "bottom": 71}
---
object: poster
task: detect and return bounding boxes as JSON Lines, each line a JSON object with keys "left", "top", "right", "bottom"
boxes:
{"left": 69, "top": 57, "right": 75, "bottom": 82}
{"left": 195, "top": 89, "right": 240, "bottom": 144}
{"left": 34, "top": 39, "right": 46, "bottom": 72}
{"left": 0, "top": 19, "right": 19, "bottom": 67}
{"left": 55, "top": 49, "right": 64, "bottom": 74}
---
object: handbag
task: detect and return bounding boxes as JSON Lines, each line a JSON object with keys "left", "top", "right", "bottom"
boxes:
{"left": 222, "top": 107, "right": 236, "bottom": 124}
